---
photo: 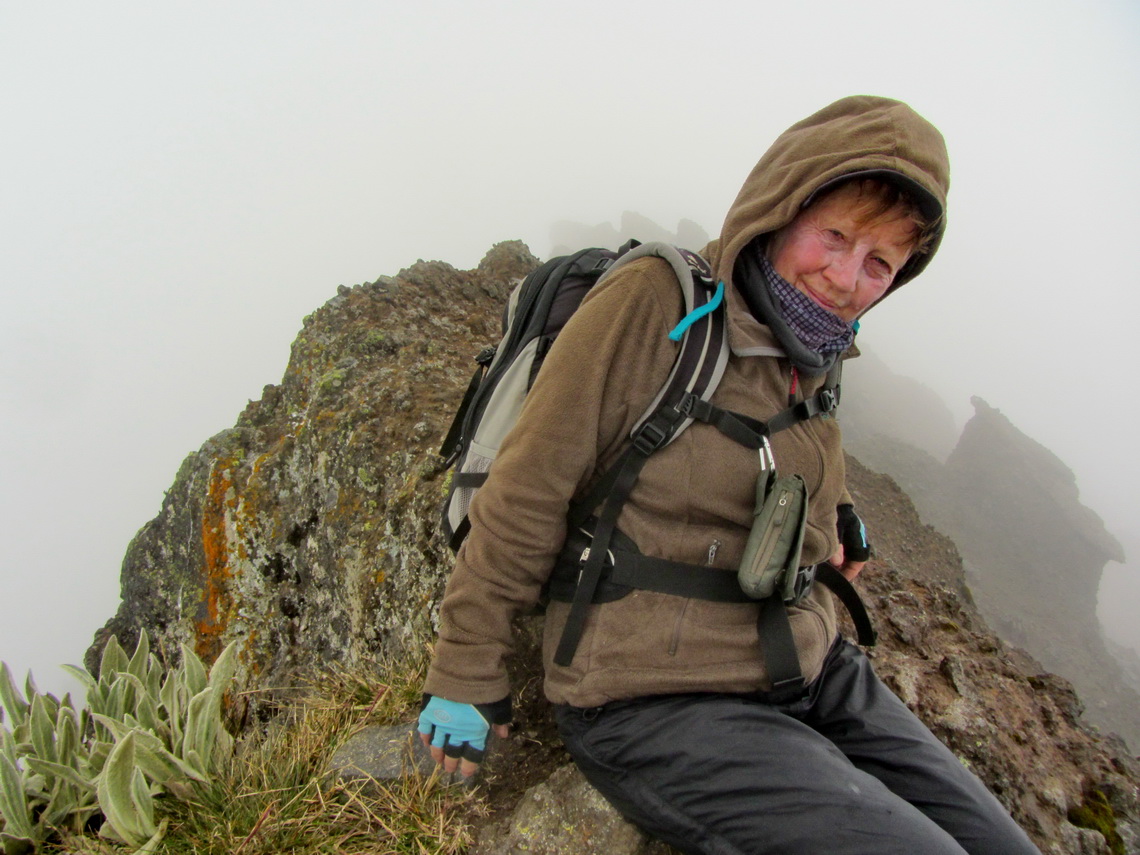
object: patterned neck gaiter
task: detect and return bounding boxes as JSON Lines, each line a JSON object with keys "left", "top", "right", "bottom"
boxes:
{"left": 756, "top": 252, "right": 856, "bottom": 355}
{"left": 733, "top": 238, "right": 855, "bottom": 376}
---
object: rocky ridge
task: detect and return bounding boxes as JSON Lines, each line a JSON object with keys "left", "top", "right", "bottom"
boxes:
{"left": 844, "top": 379, "right": 1137, "bottom": 749}
{"left": 90, "top": 242, "right": 1139, "bottom": 853}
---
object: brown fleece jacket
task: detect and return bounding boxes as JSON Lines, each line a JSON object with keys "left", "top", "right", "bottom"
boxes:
{"left": 424, "top": 96, "right": 950, "bottom": 708}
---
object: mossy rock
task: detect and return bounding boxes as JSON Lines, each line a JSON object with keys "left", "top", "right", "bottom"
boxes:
{"left": 1068, "top": 789, "right": 1124, "bottom": 855}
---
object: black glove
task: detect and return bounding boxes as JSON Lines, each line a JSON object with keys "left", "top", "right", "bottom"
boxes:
{"left": 836, "top": 504, "right": 871, "bottom": 562}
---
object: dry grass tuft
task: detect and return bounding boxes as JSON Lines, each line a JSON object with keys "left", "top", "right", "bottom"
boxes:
{"left": 53, "top": 641, "right": 483, "bottom": 855}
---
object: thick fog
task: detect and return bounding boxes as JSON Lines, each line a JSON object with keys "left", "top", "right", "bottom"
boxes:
{"left": 2, "top": 1, "right": 1138, "bottom": 694}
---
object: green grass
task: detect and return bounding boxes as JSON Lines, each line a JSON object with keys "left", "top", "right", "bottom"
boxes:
{"left": 49, "top": 644, "right": 482, "bottom": 855}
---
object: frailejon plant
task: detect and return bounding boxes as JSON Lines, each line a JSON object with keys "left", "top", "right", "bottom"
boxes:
{"left": 0, "top": 631, "right": 238, "bottom": 854}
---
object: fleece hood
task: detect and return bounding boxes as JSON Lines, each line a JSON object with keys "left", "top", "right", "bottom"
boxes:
{"left": 707, "top": 95, "right": 951, "bottom": 302}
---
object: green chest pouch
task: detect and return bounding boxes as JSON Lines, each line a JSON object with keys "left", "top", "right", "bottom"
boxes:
{"left": 737, "top": 440, "right": 810, "bottom": 604}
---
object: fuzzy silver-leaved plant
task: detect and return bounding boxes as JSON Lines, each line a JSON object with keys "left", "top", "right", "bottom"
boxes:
{"left": 0, "top": 631, "right": 238, "bottom": 853}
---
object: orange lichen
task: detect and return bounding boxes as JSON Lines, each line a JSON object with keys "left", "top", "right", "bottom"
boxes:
{"left": 197, "top": 458, "right": 239, "bottom": 663}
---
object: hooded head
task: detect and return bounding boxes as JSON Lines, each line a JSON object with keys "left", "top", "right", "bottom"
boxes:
{"left": 709, "top": 96, "right": 950, "bottom": 304}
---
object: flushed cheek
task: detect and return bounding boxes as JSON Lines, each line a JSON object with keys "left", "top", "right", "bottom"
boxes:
{"left": 851, "top": 281, "right": 891, "bottom": 315}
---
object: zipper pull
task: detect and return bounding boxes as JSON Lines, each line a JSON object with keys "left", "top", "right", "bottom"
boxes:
{"left": 706, "top": 539, "right": 722, "bottom": 565}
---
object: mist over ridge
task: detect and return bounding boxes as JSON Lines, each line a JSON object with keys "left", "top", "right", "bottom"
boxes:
{"left": 2, "top": 2, "right": 1136, "bottom": 732}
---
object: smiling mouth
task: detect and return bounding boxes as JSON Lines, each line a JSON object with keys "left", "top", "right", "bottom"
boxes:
{"left": 804, "top": 286, "right": 842, "bottom": 312}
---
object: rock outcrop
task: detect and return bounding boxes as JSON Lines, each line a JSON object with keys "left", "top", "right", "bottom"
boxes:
{"left": 845, "top": 387, "right": 1137, "bottom": 750}
{"left": 89, "top": 243, "right": 1139, "bottom": 853}
{"left": 88, "top": 241, "right": 538, "bottom": 690}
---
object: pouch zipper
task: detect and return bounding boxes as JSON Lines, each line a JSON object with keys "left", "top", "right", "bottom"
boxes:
{"left": 750, "top": 488, "right": 791, "bottom": 573}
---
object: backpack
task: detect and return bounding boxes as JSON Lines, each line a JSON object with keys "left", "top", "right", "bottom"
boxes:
{"left": 439, "top": 240, "right": 728, "bottom": 551}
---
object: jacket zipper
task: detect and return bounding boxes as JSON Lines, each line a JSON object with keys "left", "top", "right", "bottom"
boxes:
{"left": 706, "top": 539, "right": 722, "bottom": 565}
{"left": 668, "top": 538, "right": 722, "bottom": 657}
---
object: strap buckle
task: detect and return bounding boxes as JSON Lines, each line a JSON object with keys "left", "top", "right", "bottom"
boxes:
{"left": 578, "top": 545, "right": 615, "bottom": 575}
{"left": 793, "top": 388, "right": 838, "bottom": 421}
{"left": 783, "top": 564, "right": 817, "bottom": 605}
{"left": 632, "top": 415, "right": 675, "bottom": 456}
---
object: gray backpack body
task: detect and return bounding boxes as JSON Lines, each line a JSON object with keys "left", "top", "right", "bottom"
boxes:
{"left": 439, "top": 241, "right": 727, "bottom": 550}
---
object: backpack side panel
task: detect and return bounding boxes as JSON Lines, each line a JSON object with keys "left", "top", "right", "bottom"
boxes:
{"left": 441, "top": 251, "right": 618, "bottom": 547}
{"left": 443, "top": 337, "right": 541, "bottom": 540}
{"left": 439, "top": 243, "right": 728, "bottom": 553}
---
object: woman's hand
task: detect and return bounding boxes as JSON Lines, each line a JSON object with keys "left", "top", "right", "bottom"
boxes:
{"left": 417, "top": 695, "right": 512, "bottom": 777}
{"left": 834, "top": 504, "right": 871, "bottom": 581}
{"left": 829, "top": 545, "right": 867, "bottom": 582}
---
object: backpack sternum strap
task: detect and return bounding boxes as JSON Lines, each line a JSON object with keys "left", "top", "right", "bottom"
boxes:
{"left": 682, "top": 395, "right": 769, "bottom": 449}
{"left": 773, "top": 386, "right": 839, "bottom": 430}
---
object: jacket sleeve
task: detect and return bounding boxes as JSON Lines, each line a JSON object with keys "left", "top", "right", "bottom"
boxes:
{"left": 423, "top": 261, "right": 683, "bottom": 703}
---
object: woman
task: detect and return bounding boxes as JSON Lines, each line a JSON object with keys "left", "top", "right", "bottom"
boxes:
{"left": 419, "top": 95, "right": 1041, "bottom": 854}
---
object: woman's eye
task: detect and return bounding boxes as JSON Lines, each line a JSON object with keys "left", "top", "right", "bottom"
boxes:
{"left": 867, "top": 257, "right": 893, "bottom": 278}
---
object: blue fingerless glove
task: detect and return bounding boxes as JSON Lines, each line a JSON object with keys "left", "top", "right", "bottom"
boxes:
{"left": 417, "top": 694, "right": 512, "bottom": 764}
{"left": 837, "top": 504, "right": 871, "bottom": 562}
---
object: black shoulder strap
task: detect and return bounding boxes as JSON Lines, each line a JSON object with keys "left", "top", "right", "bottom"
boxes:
{"left": 556, "top": 247, "right": 726, "bottom": 666}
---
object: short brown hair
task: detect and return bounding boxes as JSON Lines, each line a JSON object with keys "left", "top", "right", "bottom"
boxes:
{"left": 813, "top": 177, "right": 939, "bottom": 257}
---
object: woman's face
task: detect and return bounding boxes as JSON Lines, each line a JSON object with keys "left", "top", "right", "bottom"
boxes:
{"left": 766, "top": 185, "right": 917, "bottom": 322}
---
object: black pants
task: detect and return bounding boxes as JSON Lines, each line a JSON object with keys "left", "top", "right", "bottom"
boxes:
{"left": 555, "top": 640, "right": 1040, "bottom": 855}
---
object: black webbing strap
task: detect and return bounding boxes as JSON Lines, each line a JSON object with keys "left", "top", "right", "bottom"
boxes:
{"left": 452, "top": 471, "right": 489, "bottom": 490}
{"left": 813, "top": 564, "right": 877, "bottom": 646}
{"left": 447, "top": 517, "right": 471, "bottom": 552}
{"left": 680, "top": 363, "right": 842, "bottom": 452}
{"left": 439, "top": 354, "right": 493, "bottom": 463}
{"left": 609, "top": 553, "right": 752, "bottom": 602}
{"left": 757, "top": 596, "right": 804, "bottom": 692}
{"left": 567, "top": 446, "right": 632, "bottom": 533}
{"left": 683, "top": 398, "right": 768, "bottom": 449}
{"left": 554, "top": 445, "right": 654, "bottom": 666}
{"left": 555, "top": 404, "right": 689, "bottom": 666}
{"left": 767, "top": 386, "right": 840, "bottom": 434}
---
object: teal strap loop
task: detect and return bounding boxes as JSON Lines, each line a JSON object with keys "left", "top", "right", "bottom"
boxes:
{"left": 668, "top": 280, "right": 725, "bottom": 342}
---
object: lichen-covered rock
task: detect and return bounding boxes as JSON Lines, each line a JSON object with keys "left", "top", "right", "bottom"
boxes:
{"left": 472, "top": 764, "right": 647, "bottom": 855}
{"left": 88, "top": 241, "right": 539, "bottom": 693}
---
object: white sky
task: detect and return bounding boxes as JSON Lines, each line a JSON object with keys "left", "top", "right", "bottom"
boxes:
{"left": 2, "top": 0, "right": 1138, "bottom": 694}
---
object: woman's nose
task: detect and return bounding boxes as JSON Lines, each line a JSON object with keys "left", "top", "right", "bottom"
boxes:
{"left": 823, "top": 252, "right": 860, "bottom": 293}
